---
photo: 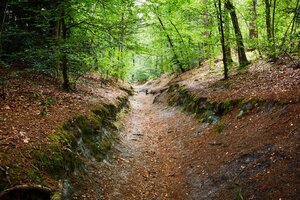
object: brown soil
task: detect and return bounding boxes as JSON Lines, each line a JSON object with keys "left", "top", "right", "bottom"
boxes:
{"left": 70, "top": 87, "right": 203, "bottom": 199}
{"left": 70, "top": 60, "right": 299, "bottom": 199}
{"left": 0, "top": 70, "right": 129, "bottom": 191}
{"left": 1, "top": 59, "right": 299, "bottom": 199}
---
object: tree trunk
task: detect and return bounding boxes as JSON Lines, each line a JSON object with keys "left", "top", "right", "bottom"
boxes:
{"left": 0, "top": 1, "right": 9, "bottom": 52}
{"left": 155, "top": 13, "right": 185, "bottom": 73}
{"left": 271, "top": 0, "right": 277, "bottom": 57}
{"left": 202, "top": 0, "right": 210, "bottom": 37}
{"left": 291, "top": 0, "right": 300, "bottom": 34}
{"left": 249, "top": 0, "right": 258, "bottom": 39}
{"left": 54, "top": 18, "right": 61, "bottom": 78}
{"left": 202, "top": 0, "right": 211, "bottom": 58}
{"left": 265, "top": 0, "right": 277, "bottom": 59}
{"left": 61, "top": 10, "right": 70, "bottom": 91}
{"left": 169, "top": 19, "right": 190, "bottom": 69}
{"left": 265, "top": 0, "right": 272, "bottom": 40}
{"left": 224, "top": 4, "right": 233, "bottom": 65}
{"left": 225, "top": 0, "right": 249, "bottom": 68}
{"left": 215, "top": 0, "right": 228, "bottom": 79}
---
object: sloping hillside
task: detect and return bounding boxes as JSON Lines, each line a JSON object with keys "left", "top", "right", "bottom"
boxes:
{"left": 149, "top": 59, "right": 300, "bottom": 199}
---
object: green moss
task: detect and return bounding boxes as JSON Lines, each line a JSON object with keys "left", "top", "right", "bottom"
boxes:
{"left": 278, "top": 99, "right": 288, "bottom": 107}
{"left": 92, "top": 105, "right": 111, "bottom": 116}
{"left": 26, "top": 166, "right": 43, "bottom": 183}
{"left": 237, "top": 98, "right": 270, "bottom": 118}
{"left": 216, "top": 121, "right": 226, "bottom": 134}
{"left": 0, "top": 152, "right": 8, "bottom": 159}
{"left": 80, "top": 130, "right": 115, "bottom": 161}
{"left": 64, "top": 115, "right": 98, "bottom": 135}
{"left": 31, "top": 96, "right": 128, "bottom": 182}
{"left": 51, "top": 192, "right": 61, "bottom": 200}
{"left": 223, "top": 100, "right": 233, "bottom": 111}
{"left": 33, "top": 142, "right": 80, "bottom": 178}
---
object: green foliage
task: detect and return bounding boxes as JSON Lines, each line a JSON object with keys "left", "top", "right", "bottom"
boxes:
{"left": 216, "top": 121, "right": 226, "bottom": 135}
{"left": 133, "top": 68, "right": 160, "bottom": 83}
{"left": 235, "top": 188, "right": 244, "bottom": 200}
{"left": 1, "top": 0, "right": 139, "bottom": 84}
{"left": 1, "top": 0, "right": 298, "bottom": 82}
{"left": 40, "top": 97, "right": 55, "bottom": 116}
{"left": 0, "top": 60, "right": 9, "bottom": 68}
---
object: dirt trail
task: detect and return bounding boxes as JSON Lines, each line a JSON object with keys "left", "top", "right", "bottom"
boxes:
{"left": 71, "top": 86, "right": 201, "bottom": 199}
{"left": 101, "top": 86, "right": 202, "bottom": 200}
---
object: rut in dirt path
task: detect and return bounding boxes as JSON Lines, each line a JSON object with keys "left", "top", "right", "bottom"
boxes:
{"left": 95, "top": 87, "right": 201, "bottom": 200}
{"left": 69, "top": 87, "right": 203, "bottom": 200}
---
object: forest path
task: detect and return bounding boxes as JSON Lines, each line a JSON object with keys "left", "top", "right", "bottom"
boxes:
{"left": 100, "top": 86, "right": 199, "bottom": 199}
{"left": 71, "top": 85, "right": 201, "bottom": 200}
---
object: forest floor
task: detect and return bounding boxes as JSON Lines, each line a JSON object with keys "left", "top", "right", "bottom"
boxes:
{"left": 70, "top": 86, "right": 200, "bottom": 199}
{"left": 1, "top": 58, "right": 300, "bottom": 199}
{"left": 71, "top": 59, "right": 299, "bottom": 199}
{"left": 0, "top": 67, "right": 130, "bottom": 194}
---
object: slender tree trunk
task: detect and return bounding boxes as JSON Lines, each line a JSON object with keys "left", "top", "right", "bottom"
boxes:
{"left": 61, "top": 10, "right": 70, "bottom": 91}
{"left": 116, "top": 13, "right": 125, "bottom": 80}
{"left": 169, "top": 19, "right": 190, "bottom": 69}
{"left": 215, "top": 0, "right": 228, "bottom": 79}
{"left": 265, "top": 0, "right": 272, "bottom": 39}
{"left": 271, "top": 0, "right": 277, "bottom": 57}
{"left": 0, "top": 1, "right": 9, "bottom": 52}
{"left": 225, "top": 0, "right": 249, "bottom": 68}
{"left": 160, "top": 48, "right": 165, "bottom": 73}
{"left": 54, "top": 18, "right": 61, "bottom": 78}
{"left": 224, "top": 5, "right": 233, "bottom": 65}
{"left": 132, "top": 53, "right": 135, "bottom": 68}
{"left": 265, "top": 0, "right": 277, "bottom": 59}
{"left": 291, "top": 0, "right": 300, "bottom": 34}
{"left": 288, "top": 0, "right": 300, "bottom": 50}
{"left": 169, "top": 20, "right": 186, "bottom": 51}
{"left": 264, "top": 0, "right": 273, "bottom": 55}
{"left": 249, "top": 0, "right": 258, "bottom": 39}
{"left": 155, "top": 13, "right": 185, "bottom": 73}
{"left": 202, "top": 0, "right": 211, "bottom": 58}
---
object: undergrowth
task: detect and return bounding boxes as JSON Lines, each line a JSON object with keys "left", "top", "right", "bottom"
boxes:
{"left": 33, "top": 95, "right": 128, "bottom": 180}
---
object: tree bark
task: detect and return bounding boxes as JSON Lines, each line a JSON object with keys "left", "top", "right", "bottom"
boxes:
{"left": 271, "top": 0, "right": 277, "bottom": 57}
{"left": 265, "top": 0, "right": 277, "bottom": 59}
{"left": 225, "top": 0, "right": 249, "bottom": 68}
{"left": 202, "top": 0, "right": 211, "bottom": 58}
{"left": 61, "top": 10, "right": 70, "bottom": 91}
{"left": 224, "top": 4, "right": 233, "bottom": 65}
{"left": 215, "top": 0, "right": 228, "bottom": 79}
{"left": 54, "top": 16, "right": 61, "bottom": 78}
{"left": 249, "top": 0, "right": 258, "bottom": 39}
{"left": 0, "top": 1, "right": 9, "bottom": 52}
{"left": 265, "top": 0, "right": 272, "bottom": 39}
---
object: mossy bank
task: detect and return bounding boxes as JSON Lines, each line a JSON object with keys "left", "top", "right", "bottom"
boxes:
{"left": 166, "top": 83, "right": 288, "bottom": 125}
{"left": 0, "top": 95, "right": 130, "bottom": 200}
